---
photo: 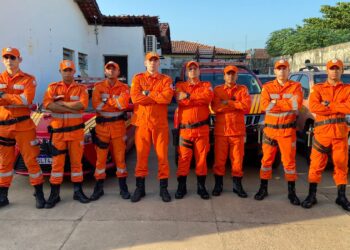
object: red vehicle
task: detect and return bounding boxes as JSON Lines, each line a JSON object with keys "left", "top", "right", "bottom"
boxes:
{"left": 173, "top": 61, "right": 281, "bottom": 168}
{"left": 14, "top": 77, "right": 135, "bottom": 176}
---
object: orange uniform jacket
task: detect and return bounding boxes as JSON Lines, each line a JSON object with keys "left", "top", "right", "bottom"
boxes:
{"left": 0, "top": 70, "right": 36, "bottom": 131}
{"left": 131, "top": 72, "right": 173, "bottom": 128}
{"left": 310, "top": 81, "right": 350, "bottom": 138}
{"left": 92, "top": 79, "right": 130, "bottom": 138}
{"left": 261, "top": 80, "right": 303, "bottom": 137}
{"left": 176, "top": 80, "right": 214, "bottom": 137}
{"left": 212, "top": 84, "right": 251, "bottom": 136}
{"left": 43, "top": 81, "right": 89, "bottom": 141}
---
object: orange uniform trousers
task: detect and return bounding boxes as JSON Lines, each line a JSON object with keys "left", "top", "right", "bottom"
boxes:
{"left": 49, "top": 138, "right": 84, "bottom": 184}
{"left": 308, "top": 135, "right": 348, "bottom": 185}
{"left": 260, "top": 133, "right": 297, "bottom": 181}
{"left": 135, "top": 126, "right": 170, "bottom": 179}
{"left": 177, "top": 135, "right": 210, "bottom": 176}
{"left": 94, "top": 135, "right": 127, "bottom": 180}
{"left": 213, "top": 135, "right": 244, "bottom": 177}
{"left": 0, "top": 129, "right": 43, "bottom": 187}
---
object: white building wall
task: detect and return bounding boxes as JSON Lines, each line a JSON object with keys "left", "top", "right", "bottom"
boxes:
{"left": 0, "top": 0, "right": 146, "bottom": 102}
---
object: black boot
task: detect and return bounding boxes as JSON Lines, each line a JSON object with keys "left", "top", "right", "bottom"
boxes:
{"left": 73, "top": 182, "right": 90, "bottom": 203}
{"left": 0, "top": 187, "right": 9, "bottom": 207}
{"left": 131, "top": 177, "right": 145, "bottom": 202}
{"left": 90, "top": 179, "right": 104, "bottom": 201}
{"left": 232, "top": 177, "right": 248, "bottom": 198}
{"left": 287, "top": 181, "right": 300, "bottom": 205}
{"left": 335, "top": 184, "right": 350, "bottom": 211}
{"left": 254, "top": 179, "right": 268, "bottom": 200}
{"left": 119, "top": 177, "right": 131, "bottom": 199}
{"left": 197, "top": 175, "right": 210, "bottom": 200}
{"left": 159, "top": 179, "right": 171, "bottom": 202}
{"left": 212, "top": 175, "right": 223, "bottom": 196}
{"left": 301, "top": 183, "right": 318, "bottom": 209}
{"left": 175, "top": 176, "right": 187, "bottom": 199}
{"left": 34, "top": 184, "right": 46, "bottom": 209}
{"left": 45, "top": 184, "right": 61, "bottom": 209}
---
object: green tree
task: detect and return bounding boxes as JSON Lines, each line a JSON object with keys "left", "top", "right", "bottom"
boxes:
{"left": 266, "top": 28, "right": 296, "bottom": 56}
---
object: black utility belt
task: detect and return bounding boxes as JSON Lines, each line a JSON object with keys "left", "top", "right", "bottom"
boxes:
{"left": 96, "top": 113, "right": 126, "bottom": 124}
{"left": 48, "top": 123, "right": 85, "bottom": 133}
{"left": 314, "top": 118, "right": 346, "bottom": 127}
{"left": 179, "top": 118, "right": 209, "bottom": 129}
{"left": 264, "top": 121, "right": 296, "bottom": 129}
{"left": 0, "top": 115, "right": 30, "bottom": 126}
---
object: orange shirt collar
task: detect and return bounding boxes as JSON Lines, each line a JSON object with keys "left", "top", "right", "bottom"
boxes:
{"left": 145, "top": 71, "right": 160, "bottom": 79}
{"left": 2, "top": 69, "right": 25, "bottom": 80}
{"left": 223, "top": 83, "right": 237, "bottom": 90}
{"left": 325, "top": 80, "right": 343, "bottom": 87}
{"left": 102, "top": 79, "right": 123, "bottom": 88}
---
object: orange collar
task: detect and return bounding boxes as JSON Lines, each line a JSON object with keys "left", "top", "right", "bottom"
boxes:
{"left": 144, "top": 71, "right": 160, "bottom": 79}
{"left": 325, "top": 81, "right": 343, "bottom": 87}
{"left": 102, "top": 79, "right": 123, "bottom": 88}
{"left": 223, "top": 83, "right": 237, "bottom": 90}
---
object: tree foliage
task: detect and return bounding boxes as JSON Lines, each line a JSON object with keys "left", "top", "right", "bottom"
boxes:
{"left": 266, "top": 2, "right": 350, "bottom": 56}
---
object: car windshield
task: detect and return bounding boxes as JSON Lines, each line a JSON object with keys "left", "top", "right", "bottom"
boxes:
{"left": 199, "top": 73, "right": 261, "bottom": 94}
{"left": 258, "top": 76, "right": 275, "bottom": 84}
{"left": 314, "top": 74, "right": 350, "bottom": 84}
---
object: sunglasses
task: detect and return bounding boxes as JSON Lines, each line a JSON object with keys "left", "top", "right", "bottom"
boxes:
{"left": 3, "top": 55, "right": 17, "bottom": 60}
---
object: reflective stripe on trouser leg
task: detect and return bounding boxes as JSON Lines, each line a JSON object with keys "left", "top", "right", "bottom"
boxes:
{"left": 68, "top": 140, "right": 84, "bottom": 183}
{"left": 50, "top": 140, "right": 67, "bottom": 184}
{"left": 331, "top": 137, "right": 348, "bottom": 185}
{"left": 213, "top": 136, "right": 229, "bottom": 176}
{"left": 151, "top": 127, "right": 170, "bottom": 179}
{"left": 0, "top": 132, "right": 15, "bottom": 187}
{"left": 135, "top": 126, "right": 151, "bottom": 177}
{"left": 260, "top": 139, "right": 278, "bottom": 179}
{"left": 111, "top": 136, "right": 127, "bottom": 178}
{"left": 95, "top": 134, "right": 110, "bottom": 180}
{"left": 229, "top": 136, "right": 245, "bottom": 177}
{"left": 177, "top": 136, "right": 193, "bottom": 177}
{"left": 277, "top": 134, "right": 297, "bottom": 181}
{"left": 15, "top": 129, "right": 43, "bottom": 185}
{"left": 193, "top": 135, "right": 210, "bottom": 176}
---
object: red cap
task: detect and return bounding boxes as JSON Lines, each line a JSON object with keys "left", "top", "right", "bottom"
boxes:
{"left": 326, "top": 59, "right": 343, "bottom": 69}
{"left": 59, "top": 60, "right": 75, "bottom": 71}
{"left": 145, "top": 52, "right": 160, "bottom": 60}
{"left": 105, "top": 61, "right": 120, "bottom": 70}
{"left": 274, "top": 59, "right": 290, "bottom": 69}
{"left": 224, "top": 65, "right": 239, "bottom": 74}
{"left": 2, "top": 47, "right": 20, "bottom": 57}
{"left": 186, "top": 60, "right": 199, "bottom": 69}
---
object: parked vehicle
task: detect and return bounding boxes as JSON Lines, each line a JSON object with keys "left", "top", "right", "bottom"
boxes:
{"left": 14, "top": 77, "right": 136, "bottom": 176}
{"left": 289, "top": 71, "right": 350, "bottom": 163}
{"left": 173, "top": 62, "right": 281, "bottom": 168}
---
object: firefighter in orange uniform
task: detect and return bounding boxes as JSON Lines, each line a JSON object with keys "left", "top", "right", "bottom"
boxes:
{"left": 302, "top": 59, "right": 350, "bottom": 211}
{"left": 130, "top": 52, "right": 173, "bottom": 203}
{"left": 175, "top": 61, "right": 214, "bottom": 200}
{"left": 90, "top": 61, "right": 131, "bottom": 201}
{"left": 211, "top": 65, "right": 251, "bottom": 197}
{"left": 43, "top": 60, "right": 90, "bottom": 208}
{"left": 0, "top": 47, "right": 45, "bottom": 208}
{"left": 254, "top": 59, "right": 303, "bottom": 205}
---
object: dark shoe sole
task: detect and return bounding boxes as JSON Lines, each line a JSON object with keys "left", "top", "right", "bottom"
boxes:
{"left": 131, "top": 193, "right": 145, "bottom": 203}
{"left": 45, "top": 197, "right": 61, "bottom": 209}
{"left": 90, "top": 191, "right": 104, "bottom": 201}
{"left": 301, "top": 199, "right": 317, "bottom": 209}
{"left": 233, "top": 189, "right": 248, "bottom": 198}
{"left": 335, "top": 199, "right": 350, "bottom": 211}
{"left": 254, "top": 192, "right": 268, "bottom": 201}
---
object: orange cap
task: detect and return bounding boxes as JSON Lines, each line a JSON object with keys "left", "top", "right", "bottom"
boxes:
{"left": 105, "top": 61, "right": 120, "bottom": 70}
{"left": 145, "top": 52, "right": 160, "bottom": 60}
{"left": 224, "top": 65, "right": 239, "bottom": 74}
{"left": 274, "top": 59, "right": 290, "bottom": 69}
{"left": 59, "top": 60, "right": 75, "bottom": 71}
{"left": 186, "top": 60, "right": 199, "bottom": 69}
{"left": 326, "top": 58, "right": 343, "bottom": 69}
{"left": 2, "top": 47, "right": 20, "bottom": 57}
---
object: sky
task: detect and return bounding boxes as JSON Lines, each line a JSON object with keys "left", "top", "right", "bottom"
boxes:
{"left": 97, "top": 0, "right": 343, "bottom": 52}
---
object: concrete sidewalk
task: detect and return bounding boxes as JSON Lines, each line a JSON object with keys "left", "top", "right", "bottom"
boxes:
{"left": 0, "top": 127, "right": 350, "bottom": 249}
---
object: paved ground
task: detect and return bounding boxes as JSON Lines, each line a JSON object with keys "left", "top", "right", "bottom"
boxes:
{"left": 1, "top": 116, "right": 350, "bottom": 250}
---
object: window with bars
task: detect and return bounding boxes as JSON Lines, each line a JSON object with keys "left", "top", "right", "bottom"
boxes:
{"left": 63, "top": 48, "right": 74, "bottom": 60}
{"left": 78, "top": 52, "right": 88, "bottom": 70}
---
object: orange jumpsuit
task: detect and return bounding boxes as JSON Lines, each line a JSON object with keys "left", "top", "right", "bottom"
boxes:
{"left": 308, "top": 81, "right": 350, "bottom": 185}
{"left": 260, "top": 80, "right": 303, "bottom": 181}
{"left": 43, "top": 81, "right": 88, "bottom": 184}
{"left": 0, "top": 70, "right": 43, "bottom": 187}
{"left": 92, "top": 79, "right": 130, "bottom": 180}
{"left": 212, "top": 84, "right": 251, "bottom": 177}
{"left": 130, "top": 71, "right": 173, "bottom": 179}
{"left": 175, "top": 80, "right": 214, "bottom": 176}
